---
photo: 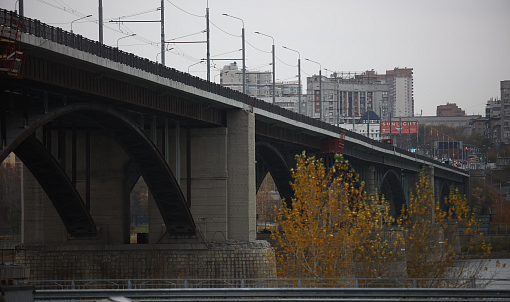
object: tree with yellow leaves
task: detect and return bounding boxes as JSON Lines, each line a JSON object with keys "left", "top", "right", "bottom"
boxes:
{"left": 401, "top": 168, "right": 501, "bottom": 287}
{"left": 270, "top": 152, "right": 404, "bottom": 279}
{"left": 271, "top": 153, "right": 505, "bottom": 286}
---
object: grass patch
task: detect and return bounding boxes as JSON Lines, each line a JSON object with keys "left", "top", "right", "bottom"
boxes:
{"left": 130, "top": 224, "right": 149, "bottom": 243}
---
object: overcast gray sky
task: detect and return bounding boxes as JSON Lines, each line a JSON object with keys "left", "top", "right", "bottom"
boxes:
{"left": 2, "top": 0, "right": 509, "bottom": 116}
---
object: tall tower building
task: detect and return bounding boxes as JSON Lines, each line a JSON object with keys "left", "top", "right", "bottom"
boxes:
{"left": 377, "top": 68, "right": 414, "bottom": 118}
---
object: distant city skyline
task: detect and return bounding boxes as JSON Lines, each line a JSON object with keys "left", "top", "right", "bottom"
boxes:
{"left": 5, "top": 0, "right": 509, "bottom": 116}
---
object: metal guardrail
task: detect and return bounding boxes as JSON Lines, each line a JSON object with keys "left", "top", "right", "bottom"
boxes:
{"left": 0, "top": 8, "right": 467, "bottom": 175}
{"left": 33, "top": 287, "right": 510, "bottom": 301}
{"left": 21, "top": 278, "right": 510, "bottom": 290}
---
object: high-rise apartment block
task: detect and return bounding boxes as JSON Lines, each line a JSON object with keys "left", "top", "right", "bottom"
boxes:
{"left": 501, "top": 80, "right": 510, "bottom": 144}
{"left": 306, "top": 71, "right": 389, "bottom": 125}
{"left": 305, "top": 68, "right": 414, "bottom": 125}
{"left": 220, "top": 63, "right": 414, "bottom": 125}
{"left": 482, "top": 80, "right": 510, "bottom": 145}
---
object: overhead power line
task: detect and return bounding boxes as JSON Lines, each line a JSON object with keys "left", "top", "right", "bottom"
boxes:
{"left": 166, "top": 0, "right": 204, "bottom": 18}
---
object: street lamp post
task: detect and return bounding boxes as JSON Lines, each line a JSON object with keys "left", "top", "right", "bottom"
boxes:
{"left": 325, "top": 68, "right": 341, "bottom": 126}
{"left": 188, "top": 61, "right": 204, "bottom": 74}
{"left": 71, "top": 15, "right": 92, "bottom": 33}
{"left": 305, "top": 58, "right": 322, "bottom": 120}
{"left": 223, "top": 14, "right": 245, "bottom": 94}
{"left": 156, "top": 47, "right": 173, "bottom": 63}
{"left": 255, "top": 32, "right": 275, "bottom": 105}
{"left": 282, "top": 46, "right": 301, "bottom": 114}
{"left": 117, "top": 33, "right": 136, "bottom": 48}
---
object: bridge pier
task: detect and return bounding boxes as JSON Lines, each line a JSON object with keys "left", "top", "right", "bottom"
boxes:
{"left": 226, "top": 109, "right": 256, "bottom": 241}
{"left": 365, "top": 165, "right": 376, "bottom": 197}
{"left": 148, "top": 109, "right": 256, "bottom": 242}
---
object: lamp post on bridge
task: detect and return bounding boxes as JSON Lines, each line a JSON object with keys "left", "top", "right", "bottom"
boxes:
{"left": 71, "top": 15, "right": 92, "bottom": 33}
{"left": 117, "top": 33, "right": 136, "bottom": 49}
{"left": 305, "top": 58, "right": 322, "bottom": 121}
{"left": 156, "top": 47, "right": 173, "bottom": 64}
{"left": 282, "top": 46, "right": 301, "bottom": 114}
{"left": 222, "top": 14, "right": 245, "bottom": 95}
{"left": 188, "top": 61, "right": 204, "bottom": 74}
{"left": 255, "top": 31, "right": 275, "bottom": 105}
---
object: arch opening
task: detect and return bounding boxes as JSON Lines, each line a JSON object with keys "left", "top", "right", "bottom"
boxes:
{"left": 4, "top": 103, "right": 196, "bottom": 239}
{"left": 256, "top": 173, "right": 283, "bottom": 234}
{"left": 379, "top": 170, "right": 406, "bottom": 218}
{"left": 255, "top": 142, "right": 293, "bottom": 208}
{"left": 130, "top": 176, "right": 149, "bottom": 243}
{"left": 438, "top": 182, "right": 451, "bottom": 212}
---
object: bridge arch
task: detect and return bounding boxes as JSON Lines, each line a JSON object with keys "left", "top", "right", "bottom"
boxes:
{"left": 379, "top": 169, "right": 406, "bottom": 218}
{"left": 255, "top": 141, "right": 293, "bottom": 207}
{"left": 14, "top": 135, "right": 97, "bottom": 237}
{"left": 6, "top": 103, "right": 196, "bottom": 236}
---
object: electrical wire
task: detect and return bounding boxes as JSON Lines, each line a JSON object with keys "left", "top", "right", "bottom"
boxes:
{"left": 166, "top": 30, "right": 206, "bottom": 42}
{"left": 275, "top": 56, "right": 297, "bottom": 68}
{"left": 247, "top": 63, "right": 272, "bottom": 71}
{"left": 209, "top": 20, "right": 240, "bottom": 37}
{"left": 33, "top": 0, "right": 234, "bottom": 70}
{"left": 53, "top": 0, "right": 73, "bottom": 12}
{"left": 277, "top": 75, "right": 298, "bottom": 81}
{"left": 105, "top": 8, "right": 161, "bottom": 20}
{"left": 166, "top": 0, "right": 204, "bottom": 18}
{"left": 245, "top": 40, "right": 271, "bottom": 54}
{"left": 301, "top": 69, "right": 311, "bottom": 76}
{"left": 211, "top": 49, "right": 241, "bottom": 58}
{"left": 35, "top": 0, "right": 82, "bottom": 17}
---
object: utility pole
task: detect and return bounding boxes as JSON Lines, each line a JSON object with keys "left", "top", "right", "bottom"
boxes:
{"left": 399, "top": 115, "right": 402, "bottom": 148}
{"left": 160, "top": 0, "right": 165, "bottom": 66}
{"left": 379, "top": 104, "right": 382, "bottom": 142}
{"left": 282, "top": 46, "right": 301, "bottom": 114}
{"left": 206, "top": 3, "right": 210, "bottom": 81}
{"left": 352, "top": 91, "right": 355, "bottom": 131}
{"left": 19, "top": 0, "right": 24, "bottom": 16}
{"left": 336, "top": 79, "right": 340, "bottom": 126}
{"left": 408, "top": 117, "right": 411, "bottom": 151}
{"left": 99, "top": 0, "right": 103, "bottom": 44}
{"left": 389, "top": 111, "right": 392, "bottom": 145}
{"left": 319, "top": 69, "right": 322, "bottom": 121}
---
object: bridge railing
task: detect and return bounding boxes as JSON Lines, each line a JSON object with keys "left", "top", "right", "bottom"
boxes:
{"left": 0, "top": 9, "right": 466, "bottom": 174}
{"left": 32, "top": 287, "right": 510, "bottom": 302}
{"left": 21, "top": 277, "right": 510, "bottom": 290}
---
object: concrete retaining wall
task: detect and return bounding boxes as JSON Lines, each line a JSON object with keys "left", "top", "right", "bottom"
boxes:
{"left": 15, "top": 241, "right": 274, "bottom": 280}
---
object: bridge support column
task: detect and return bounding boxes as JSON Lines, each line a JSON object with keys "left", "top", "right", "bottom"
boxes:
{"left": 425, "top": 165, "right": 437, "bottom": 222}
{"left": 365, "top": 165, "right": 376, "bottom": 197}
{"left": 85, "top": 132, "right": 132, "bottom": 244}
{"left": 226, "top": 109, "right": 256, "bottom": 241}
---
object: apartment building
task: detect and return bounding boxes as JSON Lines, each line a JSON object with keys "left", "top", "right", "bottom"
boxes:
{"left": 436, "top": 103, "right": 466, "bottom": 116}
{"left": 305, "top": 71, "right": 390, "bottom": 125}
{"left": 305, "top": 68, "right": 413, "bottom": 125}
{"left": 220, "top": 62, "right": 299, "bottom": 98}
{"left": 501, "top": 80, "right": 510, "bottom": 144}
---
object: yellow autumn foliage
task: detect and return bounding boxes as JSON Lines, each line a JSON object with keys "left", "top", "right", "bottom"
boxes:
{"left": 270, "top": 152, "right": 404, "bottom": 279}
{"left": 270, "top": 152, "right": 501, "bottom": 286}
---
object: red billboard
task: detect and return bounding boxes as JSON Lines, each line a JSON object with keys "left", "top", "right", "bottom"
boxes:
{"left": 381, "top": 121, "right": 417, "bottom": 134}
{"left": 314, "top": 90, "right": 321, "bottom": 113}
